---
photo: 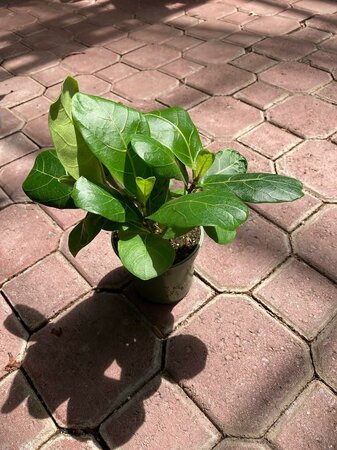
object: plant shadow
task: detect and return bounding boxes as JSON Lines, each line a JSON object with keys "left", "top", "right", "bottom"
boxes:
{"left": 1, "top": 272, "right": 208, "bottom": 446}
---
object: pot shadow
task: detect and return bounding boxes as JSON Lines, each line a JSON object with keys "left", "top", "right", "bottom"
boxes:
{"left": 1, "top": 282, "right": 208, "bottom": 447}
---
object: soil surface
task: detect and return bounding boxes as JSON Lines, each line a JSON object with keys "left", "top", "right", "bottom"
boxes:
{"left": 170, "top": 227, "right": 201, "bottom": 264}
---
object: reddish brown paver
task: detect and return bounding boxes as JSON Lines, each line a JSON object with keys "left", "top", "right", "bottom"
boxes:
{"left": 0, "top": 107, "right": 24, "bottom": 138}
{"left": 293, "top": 205, "right": 337, "bottom": 283}
{"left": 306, "top": 49, "right": 337, "bottom": 73}
{"left": 122, "top": 44, "right": 180, "bottom": 69}
{"left": 0, "top": 187, "right": 11, "bottom": 209}
{"left": 196, "top": 211, "right": 290, "bottom": 291}
{"left": 214, "top": 439, "right": 272, "bottom": 450}
{"left": 312, "top": 314, "right": 337, "bottom": 392}
{"left": 190, "top": 96, "right": 263, "bottom": 139}
{"left": 244, "top": 16, "right": 300, "bottom": 37}
{"left": 129, "top": 23, "right": 182, "bottom": 44}
{"left": 187, "top": 2, "right": 236, "bottom": 19}
{"left": 185, "top": 40, "right": 244, "bottom": 65}
{"left": 166, "top": 294, "right": 313, "bottom": 436}
{"left": 42, "top": 206, "right": 85, "bottom": 231}
{"left": 23, "top": 114, "right": 53, "bottom": 147}
{"left": 96, "top": 63, "right": 138, "bottom": 84}
{"left": 23, "top": 293, "right": 161, "bottom": 428}
{"left": 316, "top": 81, "right": 337, "bottom": 103}
{"left": 41, "top": 434, "right": 101, "bottom": 450}
{"left": 253, "top": 36, "right": 316, "bottom": 61}
{"left": 231, "top": 52, "right": 278, "bottom": 73}
{"left": 296, "top": 0, "right": 337, "bottom": 14}
{"left": 268, "top": 95, "right": 337, "bottom": 138}
{"left": 0, "top": 76, "right": 44, "bottom": 108}
{"left": 0, "top": 132, "right": 38, "bottom": 167}
{"left": 0, "top": 293, "right": 28, "bottom": 379}
{"left": 165, "top": 34, "right": 202, "bottom": 51}
{"left": 101, "top": 377, "right": 220, "bottom": 449}
{"left": 3, "top": 50, "right": 59, "bottom": 75}
{"left": 235, "top": 82, "right": 288, "bottom": 110}
{"left": 277, "top": 140, "right": 337, "bottom": 201}
{"left": 61, "top": 47, "right": 119, "bottom": 75}
{"left": 125, "top": 277, "right": 213, "bottom": 337}
{"left": 186, "top": 19, "right": 238, "bottom": 40}
{"left": 187, "top": 64, "right": 255, "bottom": 95}
{"left": 255, "top": 258, "right": 337, "bottom": 340}
{"left": 291, "top": 27, "right": 331, "bottom": 43}
{"left": 238, "top": 122, "right": 301, "bottom": 159}
{"left": 3, "top": 252, "right": 90, "bottom": 330}
{"left": 0, "top": 204, "right": 61, "bottom": 284}
{"left": 158, "top": 85, "right": 209, "bottom": 109}
{"left": 161, "top": 58, "right": 203, "bottom": 79}
{"left": 32, "top": 65, "right": 73, "bottom": 87}
{"left": 0, "top": 371, "right": 56, "bottom": 448}
{"left": 268, "top": 381, "right": 337, "bottom": 449}
{"left": 259, "top": 61, "right": 331, "bottom": 92}
{"left": 12, "top": 96, "right": 51, "bottom": 122}
{"left": 307, "top": 14, "right": 337, "bottom": 34}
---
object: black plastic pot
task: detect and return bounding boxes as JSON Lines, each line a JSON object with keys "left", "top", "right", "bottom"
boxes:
{"left": 111, "top": 229, "right": 203, "bottom": 304}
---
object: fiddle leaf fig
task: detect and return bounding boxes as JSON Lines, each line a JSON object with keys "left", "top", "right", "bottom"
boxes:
{"left": 22, "top": 149, "right": 75, "bottom": 208}
{"left": 22, "top": 76, "right": 305, "bottom": 281}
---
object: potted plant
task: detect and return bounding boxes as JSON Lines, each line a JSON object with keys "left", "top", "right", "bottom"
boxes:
{"left": 23, "top": 77, "right": 303, "bottom": 304}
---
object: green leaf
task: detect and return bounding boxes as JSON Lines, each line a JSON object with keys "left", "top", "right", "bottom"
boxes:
{"left": 203, "top": 149, "right": 248, "bottom": 178}
{"left": 72, "top": 177, "right": 140, "bottom": 223}
{"left": 148, "top": 188, "right": 248, "bottom": 230}
{"left": 204, "top": 226, "right": 236, "bottom": 245}
{"left": 145, "top": 107, "right": 203, "bottom": 169}
{"left": 48, "top": 76, "right": 104, "bottom": 183}
{"left": 118, "top": 232, "right": 175, "bottom": 280}
{"left": 72, "top": 93, "right": 148, "bottom": 190}
{"left": 194, "top": 149, "right": 215, "bottom": 180}
{"left": 203, "top": 173, "right": 304, "bottom": 203}
{"left": 148, "top": 177, "right": 170, "bottom": 214}
{"left": 22, "top": 149, "right": 75, "bottom": 208}
{"left": 136, "top": 176, "right": 156, "bottom": 205}
{"left": 131, "top": 134, "right": 188, "bottom": 182}
{"left": 68, "top": 212, "right": 105, "bottom": 257}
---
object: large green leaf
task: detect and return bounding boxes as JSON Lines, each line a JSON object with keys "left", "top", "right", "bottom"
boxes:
{"left": 68, "top": 212, "right": 105, "bottom": 257}
{"left": 148, "top": 188, "right": 248, "bottom": 230}
{"left": 72, "top": 93, "right": 148, "bottom": 191}
{"left": 148, "top": 177, "right": 170, "bottom": 215}
{"left": 145, "top": 107, "right": 202, "bottom": 169}
{"left": 48, "top": 77, "right": 104, "bottom": 182}
{"left": 72, "top": 177, "right": 141, "bottom": 223}
{"left": 118, "top": 232, "right": 175, "bottom": 280}
{"left": 22, "top": 149, "right": 75, "bottom": 208}
{"left": 203, "top": 149, "right": 247, "bottom": 178}
{"left": 131, "top": 134, "right": 187, "bottom": 182}
{"left": 203, "top": 173, "right": 304, "bottom": 203}
{"left": 204, "top": 226, "right": 236, "bottom": 245}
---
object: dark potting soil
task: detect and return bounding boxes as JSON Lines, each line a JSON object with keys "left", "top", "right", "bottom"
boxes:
{"left": 170, "top": 227, "right": 201, "bottom": 264}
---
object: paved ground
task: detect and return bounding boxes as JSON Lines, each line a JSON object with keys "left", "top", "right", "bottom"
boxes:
{"left": 1, "top": 0, "right": 337, "bottom": 448}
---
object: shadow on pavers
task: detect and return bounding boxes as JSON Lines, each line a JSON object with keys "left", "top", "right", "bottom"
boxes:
{"left": 1, "top": 270, "right": 208, "bottom": 446}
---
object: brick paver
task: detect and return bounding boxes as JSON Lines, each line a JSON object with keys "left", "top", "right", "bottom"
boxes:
{"left": 1, "top": 1, "right": 337, "bottom": 447}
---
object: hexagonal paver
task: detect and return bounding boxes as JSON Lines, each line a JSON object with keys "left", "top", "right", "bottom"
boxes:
{"left": 0, "top": 204, "right": 61, "bottom": 283}
{"left": 277, "top": 140, "right": 337, "bottom": 201}
{"left": 0, "top": 107, "right": 24, "bottom": 138}
{"left": 61, "top": 47, "right": 119, "bottom": 75}
{"left": 76, "top": 26, "right": 127, "bottom": 47}
{"left": 255, "top": 258, "right": 337, "bottom": 340}
{"left": 158, "top": 85, "right": 209, "bottom": 109}
{"left": 235, "top": 82, "right": 288, "bottom": 110}
{"left": 244, "top": 16, "right": 300, "bottom": 36}
{"left": 307, "top": 14, "right": 337, "bottom": 34}
{"left": 0, "top": 293, "right": 27, "bottom": 379}
{"left": 161, "top": 58, "right": 202, "bottom": 80}
{"left": 74, "top": 75, "right": 111, "bottom": 96}
{"left": 0, "top": 9, "right": 36, "bottom": 30}
{"left": 0, "top": 76, "right": 44, "bottom": 108}
{"left": 96, "top": 63, "right": 138, "bottom": 84}
{"left": 125, "top": 277, "right": 213, "bottom": 337}
{"left": 240, "top": 0, "right": 287, "bottom": 16}
{"left": 23, "top": 292, "right": 161, "bottom": 428}
{"left": 105, "top": 37, "right": 144, "bottom": 55}
{"left": 0, "top": 151, "right": 37, "bottom": 200}
{"left": 114, "top": 70, "right": 178, "bottom": 101}
{"left": 268, "top": 95, "right": 337, "bottom": 138}
{"left": 312, "top": 315, "right": 337, "bottom": 391}
{"left": 231, "top": 52, "right": 277, "bottom": 73}
{"left": 3, "top": 253, "right": 90, "bottom": 331}
{"left": 23, "top": 114, "right": 52, "bottom": 147}
{"left": 165, "top": 35, "right": 201, "bottom": 52}
{"left": 196, "top": 211, "right": 289, "bottom": 291}
{"left": 3, "top": 50, "right": 59, "bottom": 75}
{"left": 259, "top": 62, "right": 331, "bottom": 93}
{"left": 316, "top": 81, "right": 337, "bottom": 103}
{"left": 187, "top": 64, "right": 255, "bottom": 96}
{"left": 320, "top": 34, "right": 337, "bottom": 51}
{"left": 252, "top": 192, "right": 321, "bottom": 232}
{"left": 187, "top": 2, "right": 235, "bottom": 19}
{"left": 296, "top": 0, "right": 337, "bottom": 13}
{"left": 238, "top": 122, "right": 301, "bottom": 159}
{"left": 268, "top": 381, "right": 337, "bottom": 449}
{"left": 166, "top": 294, "right": 313, "bottom": 436}
{"left": 42, "top": 206, "right": 85, "bottom": 231}
{"left": 0, "top": 132, "right": 37, "bottom": 167}
{"left": 253, "top": 36, "right": 316, "bottom": 61}
{"left": 189, "top": 97, "right": 263, "bottom": 139}
{"left": 60, "top": 229, "right": 130, "bottom": 289}
{"left": 129, "top": 23, "right": 182, "bottom": 44}
{"left": 292, "top": 27, "right": 331, "bottom": 43}
{"left": 0, "top": 187, "right": 11, "bottom": 210}
{"left": 293, "top": 205, "right": 337, "bottom": 282}
{"left": 185, "top": 40, "right": 244, "bottom": 65}
{"left": 100, "top": 377, "right": 220, "bottom": 449}
{"left": 186, "top": 20, "right": 238, "bottom": 40}
{"left": 41, "top": 434, "right": 101, "bottom": 450}
{"left": 307, "top": 50, "right": 337, "bottom": 73}
{"left": 32, "top": 65, "right": 72, "bottom": 87}
{"left": 122, "top": 44, "right": 180, "bottom": 69}
{"left": 214, "top": 439, "right": 272, "bottom": 450}
{"left": 0, "top": 371, "right": 56, "bottom": 448}
{"left": 23, "top": 28, "right": 73, "bottom": 50}
{"left": 12, "top": 96, "right": 51, "bottom": 122}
